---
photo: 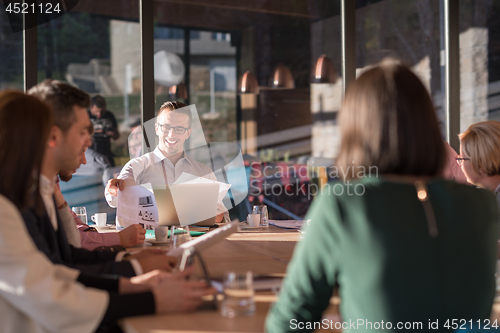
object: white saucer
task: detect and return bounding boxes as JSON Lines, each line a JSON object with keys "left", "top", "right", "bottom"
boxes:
{"left": 147, "top": 239, "right": 170, "bottom": 245}
{"left": 95, "top": 225, "right": 114, "bottom": 230}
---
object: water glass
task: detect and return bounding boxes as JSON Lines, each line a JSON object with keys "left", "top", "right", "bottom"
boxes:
{"left": 252, "top": 205, "right": 269, "bottom": 227}
{"left": 170, "top": 225, "right": 192, "bottom": 248}
{"left": 72, "top": 207, "right": 87, "bottom": 224}
{"left": 221, "top": 271, "right": 255, "bottom": 318}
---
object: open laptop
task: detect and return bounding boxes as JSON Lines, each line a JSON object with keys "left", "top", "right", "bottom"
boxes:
{"left": 152, "top": 183, "right": 219, "bottom": 227}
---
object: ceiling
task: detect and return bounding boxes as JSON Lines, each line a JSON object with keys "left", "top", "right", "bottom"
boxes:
{"left": 73, "top": 0, "right": 341, "bottom": 31}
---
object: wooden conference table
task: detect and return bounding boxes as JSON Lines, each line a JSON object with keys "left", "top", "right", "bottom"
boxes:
{"left": 119, "top": 225, "right": 318, "bottom": 333}
{"left": 117, "top": 225, "right": 500, "bottom": 333}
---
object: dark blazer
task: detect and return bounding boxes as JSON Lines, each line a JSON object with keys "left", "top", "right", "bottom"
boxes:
{"left": 21, "top": 205, "right": 136, "bottom": 277}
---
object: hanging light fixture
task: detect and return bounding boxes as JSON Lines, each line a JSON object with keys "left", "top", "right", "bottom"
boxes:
{"left": 238, "top": 71, "right": 259, "bottom": 94}
{"left": 311, "top": 55, "right": 337, "bottom": 83}
{"left": 270, "top": 63, "right": 294, "bottom": 88}
{"left": 168, "top": 82, "right": 188, "bottom": 99}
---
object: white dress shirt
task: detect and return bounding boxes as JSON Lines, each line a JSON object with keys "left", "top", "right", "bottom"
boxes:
{"left": 40, "top": 175, "right": 58, "bottom": 231}
{"left": 0, "top": 194, "right": 108, "bottom": 333}
{"left": 106, "top": 147, "right": 228, "bottom": 216}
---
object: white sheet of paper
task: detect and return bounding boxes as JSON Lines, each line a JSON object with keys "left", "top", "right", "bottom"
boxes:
{"left": 174, "top": 172, "right": 231, "bottom": 203}
{"left": 116, "top": 183, "right": 158, "bottom": 229}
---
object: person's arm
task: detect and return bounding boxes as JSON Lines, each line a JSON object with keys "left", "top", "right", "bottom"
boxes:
{"left": 78, "top": 223, "right": 145, "bottom": 250}
{"left": 104, "top": 158, "right": 141, "bottom": 207}
{"left": 21, "top": 208, "right": 69, "bottom": 265}
{"left": 0, "top": 197, "right": 108, "bottom": 333}
{"left": 71, "top": 209, "right": 121, "bottom": 250}
{"left": 100, "top": 268, "right": 216, "bottom": 325}
{"left": 79, "top": 229, "right": 121, "bottom": 250}
{"left": 265, "top": 184, "right": 341, "bottom": 333}
{"left": 22, "top": 211, "right": 137, "bottom": 276}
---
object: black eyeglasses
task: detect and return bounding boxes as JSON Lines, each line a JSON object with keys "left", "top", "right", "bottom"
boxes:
{"left": 157, "top": 123, "right": 189, "bottom": 135}
{"left": 455, "top": 156, "right": 471, "bottom": 166}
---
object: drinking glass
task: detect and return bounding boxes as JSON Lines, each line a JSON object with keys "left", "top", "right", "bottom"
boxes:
{"left": 72, "top": 207, "right": 87, "bottom": 224}
{"left": 170, "top": 225, "right": 192, "bottom": 248}
{"left": 252, "top": 205, "right": 269, "bottom": 228}
{"left": 220, "top": 271, "right": 255, "bottom": 318}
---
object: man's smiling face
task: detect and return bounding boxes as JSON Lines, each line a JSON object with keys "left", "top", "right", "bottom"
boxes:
{"left": 155, "top": 111, "right": 191, "bottom": 156}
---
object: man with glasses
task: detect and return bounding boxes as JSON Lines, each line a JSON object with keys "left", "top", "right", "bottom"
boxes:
{"left": 105, "top": 102, "right": 226, "bottom": 222}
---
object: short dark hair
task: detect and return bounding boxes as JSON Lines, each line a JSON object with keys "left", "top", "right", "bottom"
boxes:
{"left": 91, "top": 95, "right": 107, "bottom": 109}
{"left": 0, "top": 91, "right": 53, "bottom": 211}
{"left": 336, "top": 58, "right": 444, "bottom": 178}
{"left": 157, "top": 101, "right": 191, "bottom": 128}
{"left": 28, "top": 80, "right": 90, "bottom": 133}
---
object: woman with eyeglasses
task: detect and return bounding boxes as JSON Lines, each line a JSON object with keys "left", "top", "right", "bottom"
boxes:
{"left": 265, "top": 59, "right": 499, "bottom": 333}
{"left": 457, "top": 120, "right": 500, "bottom": 207}
{"left": 0, "top": 91, "right": 214, "bottom": 333}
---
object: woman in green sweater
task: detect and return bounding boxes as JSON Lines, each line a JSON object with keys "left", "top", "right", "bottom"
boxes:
{"left": 266, "top": 59, "right": 499, "bottom": 333}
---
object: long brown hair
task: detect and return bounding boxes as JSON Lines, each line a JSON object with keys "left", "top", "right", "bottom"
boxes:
{"left": 336, "top": 58, "right": 444, "bottom": 179}
{"left": 0, "top": 91, "right": 53, "bottom": 210}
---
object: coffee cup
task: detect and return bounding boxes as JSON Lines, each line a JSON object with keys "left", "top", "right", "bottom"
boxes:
{"left": 155, "top": 226, "right": 169, "bottom": 242}
{"left": 247, "top": 214, "right": 260, "bottom": 227}
{"left": 91, "top": 213, "right": 107, "bottom": 227}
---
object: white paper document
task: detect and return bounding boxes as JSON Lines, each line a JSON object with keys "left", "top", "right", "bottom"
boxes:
{"left": 116, "top": 183, "right": 158, "bottom": 229}
{"left": 174, "top": 172, "right": 231, "bottom": 203}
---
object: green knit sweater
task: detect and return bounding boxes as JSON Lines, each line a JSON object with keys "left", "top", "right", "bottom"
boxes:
{"left": 266, "top": 177, "right": 499, "bottom": 333}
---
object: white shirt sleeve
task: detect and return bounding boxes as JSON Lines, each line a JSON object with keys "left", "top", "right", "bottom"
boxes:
{"left": 115, "top": 252, "right": 144, "bottom": 276}
{"left": 105, "top": 158, "right": 141, "bottom": 208}
{"left": 58, "top": 205, "right": 82, "bottom": 248}
{"left": 0, "top": 196, "right": 108, "bottom": 333}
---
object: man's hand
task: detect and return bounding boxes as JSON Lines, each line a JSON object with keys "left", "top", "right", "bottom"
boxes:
{"left": 118, "top": 224, "right": 146, "bottom": 247}
{"left": 136, "top": 254, "right": 177, "bottom": 273}
{"left": 119, "top": 269, "right": 170, "bottom": 294}
{"left": 106, "top": 178, "right": 125, "bottom": 196}
{"left": 215, "top": 213, "right": 224, "bottom": 223}
{"left": 152, "top": 267, "right": 216, "bottom": 313}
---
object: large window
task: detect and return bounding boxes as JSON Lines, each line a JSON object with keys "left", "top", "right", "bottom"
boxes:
{"left": 5, "top": 0, "right": 493, "bottom": 223}
{"left": 0, "top": 4, "right": 23, "bottom": 90}
{"left": 356, "top": 0, "right": 446, "bottom": 132}
{"left": 35, "top": 0, "right": 142, "bottom": 220}
{"left": 460, "top": 0, "right": 498, "bottom": 131}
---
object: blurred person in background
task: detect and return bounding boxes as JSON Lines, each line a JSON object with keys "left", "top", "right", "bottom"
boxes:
{"left": 266, "top": 59, "right": 499, "bottom": 333}
{"left": 89, "top": 95, "right": 119, "bottom": 166}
